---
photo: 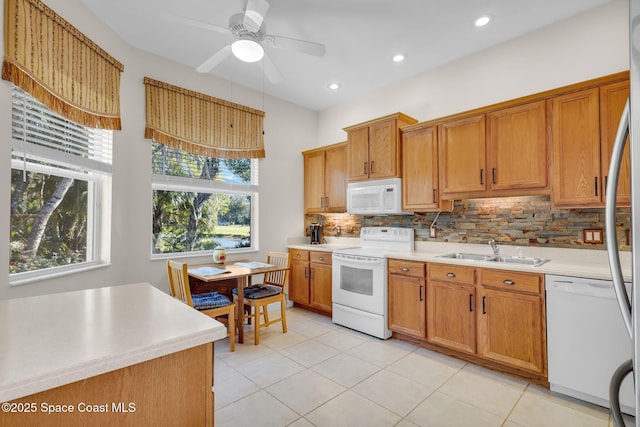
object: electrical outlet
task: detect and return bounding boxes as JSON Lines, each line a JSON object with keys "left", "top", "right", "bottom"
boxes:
{"left": 583, "top": 228, "right": 603, "bottom": 244}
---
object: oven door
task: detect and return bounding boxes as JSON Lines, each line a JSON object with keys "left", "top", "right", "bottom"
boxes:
{"left": 332, "top": 253, "right": 386, "bottom": 315}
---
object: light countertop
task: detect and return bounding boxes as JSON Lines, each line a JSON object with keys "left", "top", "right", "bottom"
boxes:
{"left": 287, "top": 238, "right": 631, "bottom": 282}
{"left": 0, "top": 282, "right": 227, "bottom": 402}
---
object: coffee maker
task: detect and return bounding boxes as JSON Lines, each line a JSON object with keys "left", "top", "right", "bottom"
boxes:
{"left": 310, "top": 223, "right": 323, "bottom": 245}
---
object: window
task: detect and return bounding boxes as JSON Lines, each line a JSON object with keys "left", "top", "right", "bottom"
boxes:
{"left": 10, "top": 87, "right": 112, "bottom": 279}
{"left": 151, "top": 142, "right": 258, "bottom": 256}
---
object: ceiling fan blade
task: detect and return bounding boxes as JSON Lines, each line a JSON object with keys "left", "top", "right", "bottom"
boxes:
{"left": 243, "top": 0, "right": 270, "bottom": 32}
{"left": 161, "top": 12, "right": 229, "bottom": 34}
{"left": 196, "top": 45, "right": 233, "bottom": 73}
{"left": 259, "top": 54, "right": 283, "bottom": 84}
{"left": 264, "top": 35, "right": 326, "bottom": 57}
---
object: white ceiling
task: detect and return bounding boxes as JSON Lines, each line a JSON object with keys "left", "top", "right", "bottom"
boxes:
{"left": 80, "top": 0, "right": 614, "bottom": 112}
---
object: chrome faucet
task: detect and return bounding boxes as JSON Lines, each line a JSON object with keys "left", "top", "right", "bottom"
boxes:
{"left": 488, "top": 239, "right": 499, "bottom": 257}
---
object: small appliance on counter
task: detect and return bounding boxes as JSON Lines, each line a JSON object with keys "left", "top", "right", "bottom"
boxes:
{"left": 310, "top": 223, "right": 323, "bottom": 245}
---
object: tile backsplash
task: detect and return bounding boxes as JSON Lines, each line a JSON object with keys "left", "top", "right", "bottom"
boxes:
{"left": 305, "top": 196, "right": 631, "bottom": 251}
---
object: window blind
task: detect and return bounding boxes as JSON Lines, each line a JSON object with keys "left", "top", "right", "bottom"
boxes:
{"left": 12, "top": 87, "right": 113, "bottom": 174}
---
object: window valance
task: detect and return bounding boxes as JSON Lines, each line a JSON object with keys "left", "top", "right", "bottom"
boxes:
{"left": 144, "top": 77, "right": 265, "bottom": 159}
{"left": 2, "top": 0, "right": 124, "bottom": 130}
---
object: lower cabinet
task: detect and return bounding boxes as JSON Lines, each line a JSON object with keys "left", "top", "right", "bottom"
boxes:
{"left": 388, "top": 259, "right": 547, "bottom": 381}
{"left": 427, "top": 264, "right": 476, "bottom": 354}
{"left": 388, "top": 259, "right": 426, "bottom": 339}
{"left": 288, "top": 249, "right": 333, "bottom": 315}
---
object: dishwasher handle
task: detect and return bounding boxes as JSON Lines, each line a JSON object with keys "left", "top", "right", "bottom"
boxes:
{"left": 605, "top": 97, "right": 632, "bottom": 338}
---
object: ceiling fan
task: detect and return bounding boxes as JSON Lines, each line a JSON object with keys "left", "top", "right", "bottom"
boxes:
{"left": 167, "top": 0, "right": 327, "bottom": 84}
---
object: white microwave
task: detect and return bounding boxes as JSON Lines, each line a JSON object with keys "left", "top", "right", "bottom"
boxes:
{"left": 346, "top": 178, "right": 412, "bottom": 215}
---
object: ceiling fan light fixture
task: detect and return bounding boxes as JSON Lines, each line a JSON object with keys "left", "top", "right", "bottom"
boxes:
{"left": 231, "top": 38, "right": 264, "bottom": 62}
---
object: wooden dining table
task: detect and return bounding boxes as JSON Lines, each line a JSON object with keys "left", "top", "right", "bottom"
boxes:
{"left": 187, "top": 261, "right": 289, "bottom": 344}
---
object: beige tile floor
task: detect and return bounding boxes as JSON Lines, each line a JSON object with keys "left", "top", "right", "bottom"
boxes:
{"left": 213, "top": 307, "right": 627, "bottom": 427}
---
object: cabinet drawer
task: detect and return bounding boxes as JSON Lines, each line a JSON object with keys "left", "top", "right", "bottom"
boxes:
{"left": 480, "top": 269, "right": 542, "bottom": 294}
{"left": 388, "top": 259, "right": 425, "bottom": 278}
{"left": 310, "top": 251, "right": 332, "bottom": 264}
{"left": 290, "top": 249, "right": 310, "bottom": 261}
{"left": 428, "top": 263, "right": 475, "bottom": 285}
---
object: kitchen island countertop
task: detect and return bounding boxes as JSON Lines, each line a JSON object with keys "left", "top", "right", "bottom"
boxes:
{"left": 0, "top": 282, "right": 227, "bottom": 403}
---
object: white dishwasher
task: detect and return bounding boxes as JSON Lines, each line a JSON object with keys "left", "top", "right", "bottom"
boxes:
{"left": 546, "top": 275, "right": 635, "bottom": 415}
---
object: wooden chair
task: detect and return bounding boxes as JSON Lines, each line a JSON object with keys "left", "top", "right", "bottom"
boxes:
{"left": 233, "top": 251, "right": 289, "bottom": 345}
{"left": 167, "top": 260, "right": 235, "bottom": 352}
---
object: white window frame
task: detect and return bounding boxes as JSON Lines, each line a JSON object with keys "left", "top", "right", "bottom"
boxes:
{"left": 150, "top": 159, "right": 259, "bottom": 260}
{"left": 9, "top": 87, "right": 112, "bottom": 285}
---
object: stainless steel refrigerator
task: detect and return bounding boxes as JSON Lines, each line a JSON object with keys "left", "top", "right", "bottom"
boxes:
{"left": 607, "top": 1, "right": 640, "bottom": 425}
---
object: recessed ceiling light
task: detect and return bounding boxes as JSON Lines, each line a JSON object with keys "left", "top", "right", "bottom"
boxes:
{"left": 392, "top": 54, "right": 405, "bottom": 62}
{"left": 475, "top": 15, "right": 491, "bottom": 27}
{"left": 328, "top": 83, "right": 340, "bottom": 90}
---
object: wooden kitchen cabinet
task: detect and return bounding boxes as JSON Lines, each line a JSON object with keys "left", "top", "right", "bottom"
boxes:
{"left": 309, "top": 251, "right": 333, "bottom": 313}
{"left": 487, "top": 100, "right": 548, "bottom": 191}
{"left": 439, "top": 101, "right": 547, "bottom": 199}
{"left": 477, "top": 269, "right": 546, "bottom": 375}
{"left": 439, "top": 114, "right": 486, "bottom": 195}
{"left": 401, "top": 125, "right": 453, "bottom": 211}
{"left": 344, "top": 113, "right": 417, "bottom": 181}
{"left": 551, "top": 80, "right": 630, "bottom": 207}
{"left": 427, "top": 264, "right": 477, "bottom": 354}
{"left": 303, "top": 142, "right": 347, "bottom": 213}
{"left": 288, "top": 249, "right": 333, "bottom": 315}
{"left": 388, "top": 259, "right": 426, "bottom": 339}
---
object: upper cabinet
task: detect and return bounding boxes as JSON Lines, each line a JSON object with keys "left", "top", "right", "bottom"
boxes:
{"left": 551, "top": 79, "right": 630, "bottom": 208}
{"left": 439, "top": 101, "right": 548, "bottom": 199}
{"left": 303, "top": 142, "right": 347, "bottom": 213}
{"left": 401, "top": 125, "right": 453, "bottom": 211}
{"left": 344, "top": 113, "right": 417, "bottom": 182}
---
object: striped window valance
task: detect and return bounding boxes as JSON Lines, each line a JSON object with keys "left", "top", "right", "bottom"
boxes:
{"left": 144, "top": 77, "right": 265, "bottom": 159}
{"left": 2, "top": 0, "right": 124, "bottom": 130}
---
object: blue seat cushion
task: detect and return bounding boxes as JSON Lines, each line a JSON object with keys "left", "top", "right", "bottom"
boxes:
{"left": 192, "top": 291, "right": 232, "bottom": 310}
{"left": 232, "top": 284, "right": 282, "bottom": 299}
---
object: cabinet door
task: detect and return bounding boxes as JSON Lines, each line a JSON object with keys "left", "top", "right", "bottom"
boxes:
{"left": 488, "top": 101, "right": 547, "bottom": 191}
{"left": 600, "top": 80, "right": 631, "bottom": 206}
{"left": 427, "top": 281, "right": 476, "bottom": 354}
{"left": 347, "top": 127, "right": 370, "bottom": 181}
{"left": 324, "top": 143, "right": 347, "bottom": 212}
{"left": 388, "top": 274, "right": 426, "bottom": 339}
{"left": 551, "top": 88, "right": 601, "bottom": 207}
{"left": 402, "top": 126, "right": 439, "bottom": 211}
{"left": 369, "top": 119, "right": 398, "bottom": 179}
{"left": 303, "top": 150, "right": 326, "bottom": 213}
{"left": 289, "top": 259, "right": 310, "bottom": 305}
{"left": 310, "top": 262, "right": 332, "bottom": 313}
{"left": 477, "top": 288, "right": 545, "bottom": 374}
{"left": 439, "top": 115, "right": 486, "bottom": 194}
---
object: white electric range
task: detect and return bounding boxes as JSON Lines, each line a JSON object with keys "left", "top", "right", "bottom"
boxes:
{"left": 331, "top": 227, "right": 414, "bottom": 339}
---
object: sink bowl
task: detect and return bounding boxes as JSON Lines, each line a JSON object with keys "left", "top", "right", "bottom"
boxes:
{"left": 436, "top": 253, "right": 550, "bottom": 267}
{"left": 437, "top": 253, "right": 497, "bottom": 262}
{"left": 496, "top": 256, "right": 550, "bottom": 267}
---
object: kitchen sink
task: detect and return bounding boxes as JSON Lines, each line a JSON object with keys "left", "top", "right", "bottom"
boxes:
{"left": 437, "top": 253, "right": 497, "bottom": 262}
{"left": 436, "top": 253, "right": 549, "bottom": 267}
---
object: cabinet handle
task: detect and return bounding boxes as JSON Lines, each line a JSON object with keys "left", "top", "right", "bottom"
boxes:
{"left": 304, "top": 266, "right": 308, "bottom": 278}
{"left": 419, "top": 285, "right": 423, "bottom": 301}
{"left": 604, "top": 176, "right": 608, "bottom": 195}
{"left": 363, "top": 162, "right": 368, "bottom": 175}
{"left": 296, "top": 253, "right": 302, "bottom": 258}
{"left": 446, "top": 272, "right": 456, "bottom": 278}
{"left": 482, "top": 296, "right": 486, "bottom": 314}
{"left": 319, "top": 256, "right": 324, "bottom": 261}
{"left": 469, "top": 294, "right": 473, "bottom": 312}
{"left": 325, "top": 197, "right": 329, "bottom": 208}
{"left": 595, "top": 176, "right": 598, "bottom": 196}
{"left": 432, "top": 189, "right": 437, "bottom": 204}
{"left": 320, "top": 197, "right": 324, "bottom": 208}
{"left": 480, "top": 169, "right": 484, "bottom": 185}
{"left": 370, "top": 161, "right": 375, "bottom": 174}
{"left": 401, "top": 266, "right": 410, "bottom": 272}
{"left": 503, "top": 279, "right": 515, "bottom": 286}
{"left": 492, "top": 168, "right": 496, "bottom": 184}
